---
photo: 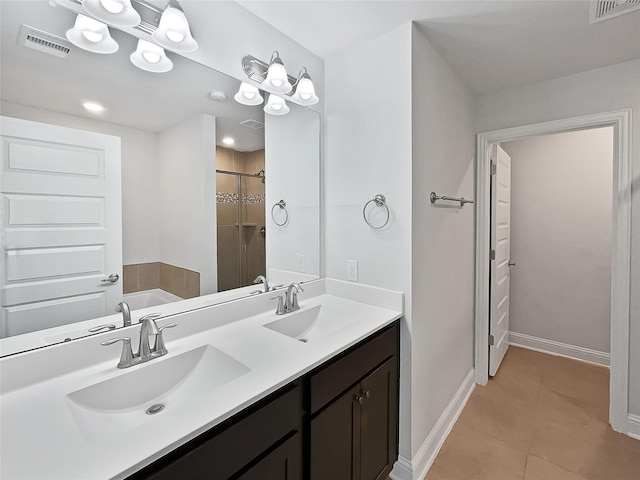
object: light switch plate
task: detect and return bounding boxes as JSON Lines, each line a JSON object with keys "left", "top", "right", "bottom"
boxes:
{"left": 347, "top": 260, "right": 358, "bottom": 282}
{"left": 296, "top": 254, "right": 305, "bottom": 272}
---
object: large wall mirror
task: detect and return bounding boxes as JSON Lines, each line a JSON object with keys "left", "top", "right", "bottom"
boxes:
{"left": 0, "top": 0, "right": 320, "bottom": 356}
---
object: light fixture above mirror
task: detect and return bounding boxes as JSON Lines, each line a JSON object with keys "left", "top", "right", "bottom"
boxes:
{"left": 151, "top": 2, "right": 198, "bottom": 53}
{"left": 82, "top": 0, "right": 141, "bottom": 28}
{"left": 261, "top": 51, "right": 292, "bottom": 94}
{"left": 66, "top": 13, "right": 118, "bottom": 53}
{"left": 291, "top": 68, "right": 319, "bottom": 106}
{"left": 57, "top": 0, "right": 197, "bottom": 72}
{"left": 236, "top": 51, "right": 319, "bottom": 114}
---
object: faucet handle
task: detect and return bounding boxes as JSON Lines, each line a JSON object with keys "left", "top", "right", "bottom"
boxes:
{"left": 154, "top": 323, "right": 177, "bottom": 356}
{"left": 138, "top": 313, "right": 161, "bottom": 323}
{"left": 89, "top": 323, "right": 116, "bottom": 333}
{"left": 291, "top": 289, "right": 302, "bottom": 310}
{"left": 101, "top": 337, "right": 134, "bottom": 369}
{"left": 270, "top": 284, "right": 284, "bottom": 291}
{"left": 270, "top": 295, "right": 286, "bottom": 315}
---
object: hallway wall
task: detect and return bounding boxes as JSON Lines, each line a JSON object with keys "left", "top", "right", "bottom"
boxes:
{"left": 502, "top": 128, "right": 613, "bottom": 355}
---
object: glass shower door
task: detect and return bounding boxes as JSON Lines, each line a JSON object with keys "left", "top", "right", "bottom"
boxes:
{"left": 216, "top": 171, "right": 265, "bottom": 292}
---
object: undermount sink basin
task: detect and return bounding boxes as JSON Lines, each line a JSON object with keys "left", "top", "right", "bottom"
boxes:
{"left": 66, "top": 345, "right": 250, "bottom": 441}
{"left": 263, "top": 304, "right": 362, "bottom": 342}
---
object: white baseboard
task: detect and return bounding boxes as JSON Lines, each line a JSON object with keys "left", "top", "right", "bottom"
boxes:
{"left": 627, "top": 414, "right": 640, "bottom": 440}
{"left": 508, "top": 331, "right": 610, "bottom": 366}
{"left": 390, "top": 369, "right": 475, "bottom": 480}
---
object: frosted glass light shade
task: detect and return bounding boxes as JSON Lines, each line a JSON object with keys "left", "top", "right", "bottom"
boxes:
{"left": 234, "top": 82, "right": 264, "bottom": 106}
{"left": 261, "top": 56, "right": 292, "bottom": 94}
{"left": 151, "top": 6, "right": 198, "bottom": 53}
{"left": 130, "top": 39, "right": 173, "bottom": 73}
{"left": 264, "top": 94, "right": 289, "bottom": 116}
{"left": 66, "top": 14, "right": 118, "bottom": 54}
{"left": 291, "top": 72, "right": 319, "bottom": 106}
{"left": 83, "top": 0, "right": 141, "bottom": 27}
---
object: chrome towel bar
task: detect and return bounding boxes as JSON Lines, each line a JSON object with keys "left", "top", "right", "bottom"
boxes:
{"left": 430, "top": 192, "right": 474, "bottom": 207}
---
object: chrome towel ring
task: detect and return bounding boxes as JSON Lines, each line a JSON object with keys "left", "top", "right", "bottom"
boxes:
{"left": 363, "top": 194, "right": 390, "bottom": 229}
{"left": 271, "top": 199, "right": 289, "bottom": 226}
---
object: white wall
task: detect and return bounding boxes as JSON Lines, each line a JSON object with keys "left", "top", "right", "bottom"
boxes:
{"left": 410, "top": 23, "right": 476, "bottom": 461}
{"left": 502, "top": 128, "right": 613, "bottom": 353}
{"left": 0, "top": 101, "right": 160, "bottom": 265}
{"left": 324, "top": 22, "right": 414, "bottom": 460}
{"left": 265, "top": 105, "right": 320, "bottom": 279}
{"left": 324, "top": 21, "right": 477, "bottom": 476}
{"left": 476, "top": 59, "right": 640, "bottom": 416}
{"left": 158, "top": 114, "right": 217, "bottom": 295}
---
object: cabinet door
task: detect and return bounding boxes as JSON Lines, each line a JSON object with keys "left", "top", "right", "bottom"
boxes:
{"left": 359, "top": 357, "right": 398, "bottom": 480}
{"left": 236, "top": 433, "right": 301, "bottom": 480}
{"left": 310, "top": 383, "right": 361, "bottom": 480}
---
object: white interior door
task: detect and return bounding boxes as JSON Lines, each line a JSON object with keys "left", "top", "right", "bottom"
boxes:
{"left": 0, "top": 116, "right": 122, "bottom": 337}
{"left": 489, "top": 144, "right": 512, "bottom": 376}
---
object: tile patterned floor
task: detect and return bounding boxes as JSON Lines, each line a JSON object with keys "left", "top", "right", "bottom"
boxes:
{"left": 423, "top": 347, "right": 640, "bottom": 480}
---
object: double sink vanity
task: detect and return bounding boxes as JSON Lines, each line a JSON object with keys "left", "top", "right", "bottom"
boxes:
{"left": 0, "top": 279, "right": 403, "bottom": 479}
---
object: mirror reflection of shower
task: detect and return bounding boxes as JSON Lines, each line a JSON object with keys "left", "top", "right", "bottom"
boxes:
{"left": 216, "top": 146, "right": 266, "bottom": 292}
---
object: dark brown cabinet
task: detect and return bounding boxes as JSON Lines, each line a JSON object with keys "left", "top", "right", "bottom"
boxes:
{"left": 128, "top": 384, "right": 302, "bottom": 480}
{"left": 236, "top": 433, "right": 301, "bottom": 480}
{"left": 127, "top": 321, "right": 399, "bottom": 480}
{"left": 310, "top": 358, "right": 398, "bottom": 480}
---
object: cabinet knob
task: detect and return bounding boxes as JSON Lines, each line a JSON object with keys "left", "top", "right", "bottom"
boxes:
{"left": 354, "top": 394, "right": 364, "bottom": 405}
{"left": 363, "top": 390, "right": 370, "bottom": 398}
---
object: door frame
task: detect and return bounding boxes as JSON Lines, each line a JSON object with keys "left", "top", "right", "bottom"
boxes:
{"left": 474, "top": 109, "right": 632, "bottom": 434}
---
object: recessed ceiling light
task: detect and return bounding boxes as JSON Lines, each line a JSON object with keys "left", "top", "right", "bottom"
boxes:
{"left": 222, "top": 137, "right": 234, "bottom": 146}
{"left": 82, "top": 101, "right": 105, "bottom": 114}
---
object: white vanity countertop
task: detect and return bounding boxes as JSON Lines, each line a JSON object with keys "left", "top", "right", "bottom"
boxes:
{"left": 0, "top": 279, "right": 403, "bottom": 480}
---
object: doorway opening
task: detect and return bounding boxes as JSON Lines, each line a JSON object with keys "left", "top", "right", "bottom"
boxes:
{"left": 474, "top": 110, "right": 633, "bottom": 435}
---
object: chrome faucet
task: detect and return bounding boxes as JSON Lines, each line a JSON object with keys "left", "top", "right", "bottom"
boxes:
{"left": 138, "top": 315, "right": 160, "bottom": 360}
{"left": 253, "top": 275, "right": 269, "bottom": 293}
{"left": 286, "top": 283, "right": 303, "bottom": 312}
{"left": 271, "top": 283, "right": 304, "bottom": 315}
{"left": 115, "top": 301, "right": 131, "bottom": 327}
{"left": 101, "top": 314, "right": 177, "bottom": 369}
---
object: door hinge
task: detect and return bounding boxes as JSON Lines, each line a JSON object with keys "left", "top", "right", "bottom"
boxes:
{"left": 490, "top": 161, "right": 497, "bottom": 175}
{"left": 490, "top": 249, "right": 495, "bottom": 260}
{"left": 489, "top": 334, "right": 495, "bottom": 346}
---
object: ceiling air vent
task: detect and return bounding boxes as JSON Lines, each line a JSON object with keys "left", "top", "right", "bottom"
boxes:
{"left": 239, "top": 119, "right": 265, "bottom": 130}
{"left": 18, "top": 25, "right": 72, "bottom": 58}
{"left": 590, "top": 0, "right": 640, "bottom": 23}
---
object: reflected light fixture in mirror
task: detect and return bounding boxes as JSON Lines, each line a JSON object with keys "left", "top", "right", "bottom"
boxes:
{"left": 234, "top": 82, "right": 264, "bottom": 106}
{"left": 66, "top": 14, "right": 118, "bottom": 54}
{"left": 82, "top": 0, "right": 141, "bottom": 27}
{"left": 264, "top": 94, "right": 290, "bottom": 116}
{"left": 222, "top": 136, "right": 234, "bottom": 146}
{"left": 261, "top": 51, "right": 292, "bottom": 94}
{"left": 130, "top": 39, "right": 173, "bottom": 72}
{"left": 152, "top": 2, "right": 198, "bottom": 53}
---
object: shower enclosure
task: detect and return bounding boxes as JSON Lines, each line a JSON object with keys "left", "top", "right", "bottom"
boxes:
{"left": 216, "top": 168, "right": 266, "bottom": 292}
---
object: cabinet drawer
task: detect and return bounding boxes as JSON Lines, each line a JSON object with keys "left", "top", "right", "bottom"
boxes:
{"left": 134, "top": 383, "right": 301, "bottom": 480}
{"left": 309, "top": 322, "right": 398, "bottom": 414}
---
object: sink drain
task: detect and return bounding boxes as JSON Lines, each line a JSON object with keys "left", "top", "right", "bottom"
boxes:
{"left": 146, "top": 403, "right": 165, "bottom": 415}
{"left": 299, "top": 338, "right": 308, "bottom": 343}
